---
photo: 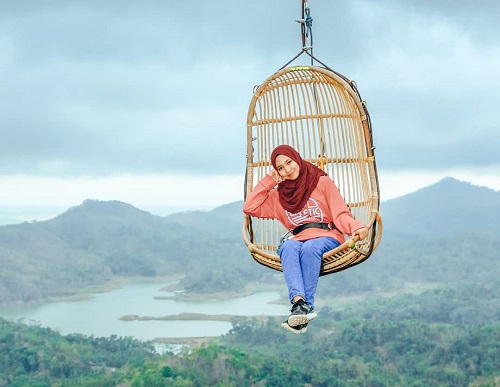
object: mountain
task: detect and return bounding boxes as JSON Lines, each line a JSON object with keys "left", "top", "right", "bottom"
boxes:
{"left": 0, "top": 199, "right": 257, "bottom": 304}
{"left": 0, "top": 178, "right": 499, "bottom": 305}
{"left": 380, "top": 177, "right": 500, "bottom": 239}
{"left": 164, "top": 200, "right": 244, "bottom": 236}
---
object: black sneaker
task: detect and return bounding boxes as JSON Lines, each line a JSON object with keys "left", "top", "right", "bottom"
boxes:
{"left": 287, "top": 299, "right": 317, "bottom": 327}
{"left": 281, "top": 320, "right": 308, "bottom": 334}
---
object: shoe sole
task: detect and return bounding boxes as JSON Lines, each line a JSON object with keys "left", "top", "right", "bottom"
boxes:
{"left": 288, "top": 312, "right": 317, "bottom": 327}
{"left": 281, "top": 322, "right": 307, "bottom": 334}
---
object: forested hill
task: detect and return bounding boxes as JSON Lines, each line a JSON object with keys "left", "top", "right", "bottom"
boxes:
{"left": 0, "top": 178, "right": 499, "bottom": 305}
{"left": 381, "top": 177, "right": 500, "bottom": 238}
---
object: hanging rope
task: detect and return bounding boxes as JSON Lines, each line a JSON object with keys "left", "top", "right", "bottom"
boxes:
{"left": 300, "top": 2, "right": 325, "bottom": 160}
{"left": 298, "top": 0, "right": 314, "bottom": 65}
{"left": 304, "top": 5, "right": 313, "bottom": 65}
{"left": 282, "top": 0, "right": 315, "bottom": 69}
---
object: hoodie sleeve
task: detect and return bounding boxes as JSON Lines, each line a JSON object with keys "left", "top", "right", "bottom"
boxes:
{"left": 242, "top": 175, "right": 280, "bottom": 219}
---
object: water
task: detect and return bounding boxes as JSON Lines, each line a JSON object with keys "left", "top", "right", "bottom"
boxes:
{"left": 0, "top": 282, "right": 287, "bottom": 341}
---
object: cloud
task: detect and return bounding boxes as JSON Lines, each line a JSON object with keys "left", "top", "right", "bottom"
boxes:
{"left": 0, "top": 173, "right": 244, "bottom": 207}
{"left": 336, "top": 0, "right": 500, "bottom": 171}
{"left": 0, "top": 0, "right": 498, "bottom": 181}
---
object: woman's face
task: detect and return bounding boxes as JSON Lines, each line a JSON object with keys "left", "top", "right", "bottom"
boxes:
{"left": 275, "top": 154, "right": 300, "bottom": 181}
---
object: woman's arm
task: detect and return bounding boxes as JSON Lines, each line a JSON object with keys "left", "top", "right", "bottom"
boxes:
{"left": 242, "top": 174, "right": 279, "bottom": 219}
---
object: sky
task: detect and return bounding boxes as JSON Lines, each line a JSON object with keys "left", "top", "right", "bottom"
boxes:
{"left": 0, "top": 0, "right": 499, "bottom": 210}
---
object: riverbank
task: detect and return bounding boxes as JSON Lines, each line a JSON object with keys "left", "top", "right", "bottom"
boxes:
{"left": 0, "top": 275, "right": 444, "bottom": 350}
{"left": 155, "top": 336, "right": 215, "bottom": 347}
{"left": 0, "top": 275, "right": 187, "bottom": 308}
{"left": 157, "top": 279, "right": 288, "bottom": 304}
{"left": 119, "top": 312, "right": 272, "bottom": 322}
{"left": 0, "top": 273, "right": 436, "bottom": 313}
{"left": 0, "top": 281, "right": 287, "bottom": 344}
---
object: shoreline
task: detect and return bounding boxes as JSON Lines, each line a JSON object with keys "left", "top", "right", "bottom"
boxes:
{"left": 154, "top": 336, "right": 216, "bottom": 347}
{"left": 0, "top": 273, "right": 437, "bottom": 311}
{"left": 119, "top": 312, "right": 274, "bottom": 322}
{"left": 157, "top": 278, "right": 288, "bottom": 304}
{"left": 0, "top": 274, "right": 186, "bottom": 308}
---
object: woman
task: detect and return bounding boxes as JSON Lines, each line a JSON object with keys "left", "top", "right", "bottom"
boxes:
{"left": 243, "top": 145, "right": 368, "bottom": 334}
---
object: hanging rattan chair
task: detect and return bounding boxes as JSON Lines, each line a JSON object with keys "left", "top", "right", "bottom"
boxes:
{"left": 242, "top": 63, "right": 382, "bottom": 275}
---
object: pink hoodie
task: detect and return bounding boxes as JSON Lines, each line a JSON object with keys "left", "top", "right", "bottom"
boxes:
{"left": 243, "top": 175, "right": 365, "bottom": 243}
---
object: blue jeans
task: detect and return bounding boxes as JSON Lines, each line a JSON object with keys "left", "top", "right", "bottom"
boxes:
{"left": 277, "top": 237, "right": 340, "bottom": 309}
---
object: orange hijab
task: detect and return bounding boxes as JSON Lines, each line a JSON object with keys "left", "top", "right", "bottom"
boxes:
{"left": 271, "top": 145, "right": 327, "bottom": 213}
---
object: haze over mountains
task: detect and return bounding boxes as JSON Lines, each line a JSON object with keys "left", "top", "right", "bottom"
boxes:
{"left": 0, "top": 177, "right": 498, "bottom": 305}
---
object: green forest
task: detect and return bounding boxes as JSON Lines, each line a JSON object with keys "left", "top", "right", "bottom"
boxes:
{"left": 1, "top": 282, "right": 499, "bottom": 386}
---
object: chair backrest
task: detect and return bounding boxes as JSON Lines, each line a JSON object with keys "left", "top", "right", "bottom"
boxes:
{"left": 243, "top": 65, "right": 381, "bottom": 275}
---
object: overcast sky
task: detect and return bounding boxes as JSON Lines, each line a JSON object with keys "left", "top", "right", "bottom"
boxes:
{"left": 0, "top": 0, "right": 498, "bottom": 209}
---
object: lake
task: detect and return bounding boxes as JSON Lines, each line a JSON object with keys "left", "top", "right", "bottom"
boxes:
{"left": 0, "top": 281, "right": 288, "bottom": 342}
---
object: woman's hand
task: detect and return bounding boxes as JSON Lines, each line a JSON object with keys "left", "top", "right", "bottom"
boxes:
{"left": 353, "top": 227, "right": 369, "bottom": 240}
{"left": 269, "top": 169, "right": 283, "bottom": 183}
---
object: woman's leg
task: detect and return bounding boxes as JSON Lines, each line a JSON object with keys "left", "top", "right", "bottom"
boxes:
{"left": 299, "top": 237, "right": 340, "bottom": 309}
{"left": 278, "top": 239, "right": 305, "bottom": 302}
{"left": 279, "top": 239, "right": 313, "bottom": 331}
